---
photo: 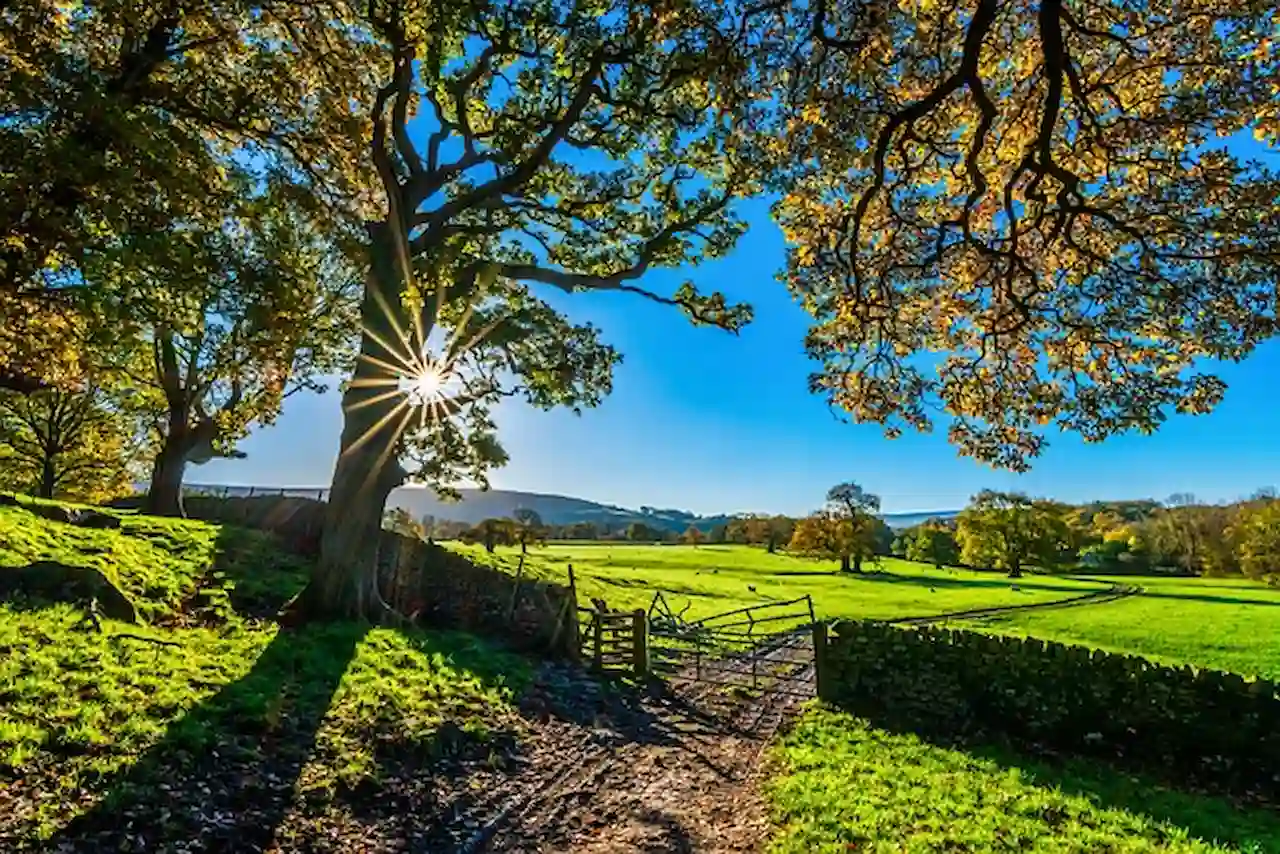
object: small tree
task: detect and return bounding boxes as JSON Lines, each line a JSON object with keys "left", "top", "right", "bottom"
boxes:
{"left": 682, "top": 525, "right": 704, "bottom": 547}
{"left": 566, "top": 521, "right": 599, "bottom": 541}
{"left": 512, "top": 508, "right": 545, "bottom": 554}
{"left": 626, "top": 522, "right": 656, "bottom": 542}
{"left": 787, "top": 511, "right": 871, "bottom": 572}
{"left": 904, "top": 524, "right": 959, "bottom": 570}
{"left": 956, "top": 491, "right": 1070, "bottom": 578}
{"left": 824, "top": 482, "right": 881, "bottom": 572}
{"left": 0, "top": 384, "right": 142, "bottom": 502}
{"left": 473, "top": 518, "right": 514, "bottom": 553}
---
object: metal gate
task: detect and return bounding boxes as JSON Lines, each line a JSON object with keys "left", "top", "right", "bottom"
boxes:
{"left": 646, "top": 593, "right": 818, "bottom": 698}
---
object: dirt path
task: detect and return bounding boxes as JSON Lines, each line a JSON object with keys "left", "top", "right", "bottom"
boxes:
{"left": 439, "top": 632, "right": 816, "bottom": 853}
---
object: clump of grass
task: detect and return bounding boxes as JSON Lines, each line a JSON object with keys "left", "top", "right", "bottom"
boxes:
{"left": 767, "top": 706, "right": 1280, "bottom": 853}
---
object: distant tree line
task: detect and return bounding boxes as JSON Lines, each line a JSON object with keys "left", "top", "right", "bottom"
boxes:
{"left": 384, "top": 481, "right": 1280, "bottom": 587}
{"left": 384, "top": 507, "right": 805, "bottom": 553}
{"left": 890, "top": 490, "right": 1280, "bottom": 586}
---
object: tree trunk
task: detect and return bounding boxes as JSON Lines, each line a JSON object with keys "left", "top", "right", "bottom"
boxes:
{"left": 840, "top": 554, "right": 851, "bottom": 572}
{"left": 38, "top": 456, "right": 56, "bottom": 500}
{"left": 853, "top": 554, "right": 863, "bottom": 573}
{"left": 144, "top": 430, "right": 190, "bottom": 517}
{"left": 1007, "top": 560, "right": 1023, "bottom": 579}
{"left": 293, "top": 223, "right": 410, "bottom": 622}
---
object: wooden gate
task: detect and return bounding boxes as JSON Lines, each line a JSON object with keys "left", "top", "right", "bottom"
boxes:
{"left": 581, "top": 607, "right": 649, "bottom": 677}
{"left": 646, "top": 593, "right": 818, "bottom": 698}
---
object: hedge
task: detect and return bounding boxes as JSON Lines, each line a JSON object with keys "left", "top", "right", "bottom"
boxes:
{"left": 819, "top": 621, "right": 1280, "bottom": 798}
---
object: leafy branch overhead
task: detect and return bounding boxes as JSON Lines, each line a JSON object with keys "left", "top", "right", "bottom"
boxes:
{"left": 364, "top": 0, "right": 783, "bottom": 337}
{"left": 779, "top": 0, "right": 1280, "bottom": 470}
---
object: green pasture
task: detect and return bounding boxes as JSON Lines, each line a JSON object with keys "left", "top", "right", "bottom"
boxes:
{"left": 454, "top": 542, "right": 1280, "bottom": 679}
{"left": 451, "top": 542, "right": 1107, "bottom": 626}
{"left": 965, "top": 574, "right": 1280, "bottom": 680}
{"left": 0, "top": 504, "right": 528, "bottom": 843}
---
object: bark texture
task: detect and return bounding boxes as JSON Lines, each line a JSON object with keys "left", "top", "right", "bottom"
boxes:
{"left": 300, "top": 224, "right": 409, "bottom": 621}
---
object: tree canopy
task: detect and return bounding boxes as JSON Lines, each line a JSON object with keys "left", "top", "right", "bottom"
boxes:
{"left": 84, "top": 186, "right": 361, "bottom": 516}
{"left": 956, "top": 490, "right": 1073, "bottom": 578}
{"left": 304, "top": 0, "right": 798, "bottom": 619}
{"left": 0, "top": 1, "right": 379, "bottom": 389}
{"left": 779, "top": 0, "right": 1280, "bottom": 470}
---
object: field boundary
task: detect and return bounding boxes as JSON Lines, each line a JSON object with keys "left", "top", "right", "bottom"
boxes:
{"left": 884, "top": 582, "right": 1140, "bottom": 626}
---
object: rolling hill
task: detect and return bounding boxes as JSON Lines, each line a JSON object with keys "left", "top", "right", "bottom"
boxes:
{"left": 184, "top": 484, "right": 957, "bottom": 533}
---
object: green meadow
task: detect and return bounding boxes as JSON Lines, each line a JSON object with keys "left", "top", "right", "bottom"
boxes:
{"left": 5, "top": 509, "right": 1278, "bottom": 850}
{"left": 453, "top": 542, "right": 1280, "bottom": 678}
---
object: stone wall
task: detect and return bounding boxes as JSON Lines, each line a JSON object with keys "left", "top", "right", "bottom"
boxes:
{"left": 174, "top": 496, "right": 578, "bottom": 657}
{"left": 819, "top": 619, "right": 1280, "bottom": 799}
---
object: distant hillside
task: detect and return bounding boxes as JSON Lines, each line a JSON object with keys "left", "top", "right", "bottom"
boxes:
{"left": 387, "top": 487, "right": 738, "bottom": 533}
{"left": 881, "top": 510, "right": 960, "bottom": 529}
{"left": 183, "top": 484, "right": 958, "bottom": 533}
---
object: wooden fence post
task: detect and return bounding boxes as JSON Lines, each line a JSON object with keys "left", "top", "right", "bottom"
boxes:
{"left": 813, "top": 621, "right": 828, "bottom": 700}
{"left": 592, "top": 612, "right": 603, "bottom": 672}
{"left": 632, "top": 608, "right": 649, "bottom": 678}
{"left": 506, "top": 553, "right": 526, "bottom": 621}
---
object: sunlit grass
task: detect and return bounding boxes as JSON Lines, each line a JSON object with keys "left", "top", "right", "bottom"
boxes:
{"left": 453, "top": 543, "right": 1280, "bottom": 677}
{"left": 0, "top": 504, "right": 530, "bottom": 842}
{"left": 450, "top": 542, "right": 1107, "bottom": 627}
{"left": 767, "top": 707, "right": 1280, "bottom": 853}
{"left": 966, "top": 575, "right": 1280, "bottom": 679}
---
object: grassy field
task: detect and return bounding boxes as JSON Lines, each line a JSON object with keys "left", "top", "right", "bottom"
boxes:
{"left": 767, "top": 707, "right": 1280, "bottom": 854}
{"left": 6, "top": 510, "right": 1278, "bottom": 850}
{"left": 453, "top": 542, "right": 1108, "bottom": 625}
{"left": 455, "top": 543, "right": 1280, "bottom": 679}
{"left": 0, "top": 503, "right": 529, "bottom": 844}
{"left": 963, "top": 575, "right": 1280, "bottom": 680}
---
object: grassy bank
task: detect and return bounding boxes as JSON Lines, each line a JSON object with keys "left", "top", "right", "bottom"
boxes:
{"left": 0, "top": 503, "right": 530, "bottom": 845}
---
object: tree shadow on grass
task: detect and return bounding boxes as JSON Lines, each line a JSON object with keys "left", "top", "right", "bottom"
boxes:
{"left": 1129, "top": 589, "right": 1280, "bottom": 608}
{"left": 45, "top": 620, "right": 367, "bottom": 852}
{"left": 838, "top": 703, "right": 1280, "bottom": 850}
{"left": 11, "top": 521, "right": 358, "bottom": 852}
{"left": 845, "top": 570, "right": 1097, "bottom": 596}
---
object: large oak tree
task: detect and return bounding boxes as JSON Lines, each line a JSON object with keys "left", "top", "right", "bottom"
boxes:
{"left": 297, "top": 0, "right": 794, "bottom": 620}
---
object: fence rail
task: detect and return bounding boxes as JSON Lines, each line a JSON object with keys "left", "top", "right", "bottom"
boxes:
{"left": 181, "top": 484, "right": 330, "bottom": 501}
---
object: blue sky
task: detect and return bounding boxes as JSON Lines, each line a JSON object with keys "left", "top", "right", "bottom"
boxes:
{"left": 196, "top": 191, "right": 1280, "bottom": 517}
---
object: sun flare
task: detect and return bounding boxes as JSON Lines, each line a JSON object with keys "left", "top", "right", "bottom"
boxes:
{"left": 401, "top": 365, "right": 448, "bottom": 405}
